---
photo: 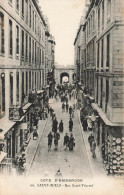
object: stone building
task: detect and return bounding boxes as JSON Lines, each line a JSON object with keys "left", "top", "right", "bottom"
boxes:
{"left": 74, "top": 21, "right": 85, "bottom": 84}
{"left": 83, "top": 2, "right": 96, "bottom": 97}
{"left": 44, "top": 18, "right": 56, "bottom": 96}
{"left": 0, "top": 0, "right": 55, "bottom": 172}
{"left": 74, "top": 0, "right": 124, "bottom": 174}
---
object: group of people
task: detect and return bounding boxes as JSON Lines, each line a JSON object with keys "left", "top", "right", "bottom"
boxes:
{"left": 47, "top": 131, "right": 75, "bottom": 151}
{"left": 47, "top": 86, "right": 76, "bottom": 151}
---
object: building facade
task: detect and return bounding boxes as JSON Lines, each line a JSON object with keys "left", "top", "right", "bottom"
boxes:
{"left": 74, "top": 0, "right": 124, "bottom": 174}
{"left": 0, "top": 0, "right": 55, "bottom": 173}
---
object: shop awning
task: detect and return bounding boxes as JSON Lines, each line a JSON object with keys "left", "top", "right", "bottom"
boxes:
{"left": 0, "top": 152, "right": 7, "bottom": 163}
{"left": 0, "top": 116, "right": 16, "bottom": 135}
{"left": 22, "top": 103, "right": 32, "bottom": 111}
{"left": 37, "top": 90, "right": 44, "bottom": 94}
{"left": 91, "top": 103, "right": 123, "bottom": 127}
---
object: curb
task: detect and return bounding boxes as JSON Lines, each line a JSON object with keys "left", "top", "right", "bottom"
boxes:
{"left": 76, "top": 109, "right": 93, "bottom": 178}
{"left": 26, "top": 119, "right": 48, "bottom": 176}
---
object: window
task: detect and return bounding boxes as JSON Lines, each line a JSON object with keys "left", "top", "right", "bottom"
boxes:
{"left": 92, "top": 11, "right": 95, "bottom": 31}
{"left": 96, "top": 77, "right": 98, "bottom": 103}
{"left": 29, "top": 37, "right": 31, "bottom": 62}
{"left": 106, "top": 34, "right": 110, "bottom": 69}
{"left": 22, "top": 72, "right": 25, "bottom": 103}
{"left": 98, "top": 8, "right": 100, "bottom": 33}
{"left": 29, "top": 4, "right": 31, "bottom": 28}
{"left": 16, "top": 25, "right": 19, "bottom": 56}
{"left": 29, "top": 71, "right": 31, "bottom": 91}
{"left": 35, "top": 42, "right": 37, "bottom": 64}
{"left": 16, "top": 0, "right": 19, "bottom": 12}
{"left": 107, "top": 0, "right": 111, "bottom": 20}
{"left": 101, "top": 39, "right": 104, "bottom": 69}
{"left": 42, "top": 50, "right": 44, "bottom": 65}
{"left": 9, "top": 20, "right": 13, "bottom": 55}
{"left": 26, "top": 72, "right": 28, "bottom": 95}
{"left": 35, "top": 14, "right": 37, "bottom": 34}
{"left": 91, "top": 15, "right": 92, "bottom": 34}
{"left": 22, "top": 0, "right": 24, "bottom": 19}
{"left": 16, "top": 72, "right": 19, "bottom": 103}
{"left": 35, "top": 72, "right": 36, "bottom": 89}
{"left": 100, "top": 78, "right": 103, "bottom": 108}
{"left": 105, "top": 80, "right": 109, "bottom": 112}
{"left": 33, "top": 11, "right": 34, "bottom": 30}
{"left": 1, "top": 73, "right": 5, "bottom": 112}
{"left": 102, "top": 0, "right": 104, "bottom": 26}
{"left": 84, "top": 49, "right": 86, "bottom": 68}
{"left": 0, "top": 13, "right": 5, "bottom": 54}
{"left": 21, "top": 30, "right": 24, "bottom": 59}
{"left": 32, "top": 72, "right": 34, "bottom": 90}
{"left": 89, "top": 19, "right": 90, "bottom": 35}
{"left": 32, "top": 40, "right": 34, "bottom": 62}
{"left": 25, "top": 0, "right": 28, "bottom": 23}
{"left": 25, "top": 34, "right": 28, "bottom": 61}
{"left": 40, "top": 48, "right": 41, "bottom": 65}
{"left": 97, "top": 42, "right": 100, "bottom": 69}
{"left": 37, "top": 46, "right": 39, "bottom": 64}
{"left": 10, "top": 72, "right": 13, "bottom": 106}
{"left": 93, "top": 40, "right": 94, "bottom": 62}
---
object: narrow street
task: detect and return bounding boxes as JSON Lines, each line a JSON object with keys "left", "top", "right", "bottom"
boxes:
{"left": 28, "top": 96, "right": 92, "bottom": 178}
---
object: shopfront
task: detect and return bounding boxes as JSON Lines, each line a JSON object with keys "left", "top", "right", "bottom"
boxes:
{"left": 91, "top": 103, "right": 124, "bottom": 174}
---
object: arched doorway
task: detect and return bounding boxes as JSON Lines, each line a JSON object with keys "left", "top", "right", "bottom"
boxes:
{"left": 60, "top": 72, "right": 69, "bottom": 84}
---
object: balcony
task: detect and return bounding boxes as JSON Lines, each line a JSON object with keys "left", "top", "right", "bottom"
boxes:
{"left": 9, "top": 106, "right": 24, "bottom": 121}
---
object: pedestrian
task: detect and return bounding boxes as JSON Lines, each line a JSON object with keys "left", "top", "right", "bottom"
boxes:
{"left": 69, "top": 106, "right": 72, "bottom": 117}
{"left": 47, "top": 132, "right": 53, "bottom": 150}
{"left": 87, "top": 117, "right": 93, "bottom": 131}
{"left": 33, "top": 129, "right": 38, "bottom": 140}
{"left": 54, "top": 131, "right": 60, "bottom": 150}
{"left": 64, "top": 133, "right": 69, "bottom": 150}
{"left": 59, "top": 120, "right": 64, "bottom": 132}
{"left": 82, "top": 117, "right": 88, "bottom": 131}
{"left": 66, "top": 103, "right": 69, "bottom": 112}
{"left": 88, "top": 133, "right": 94, "bottom": 151}
{"left": 69, "top": 118, "right": 73, "bottom": 132}
{"left": 92, "top": 140, "right": 96, "bottom": 158}
{"left": 55, "top": 169, "right": 62, "bottom": 177}
{"left": 18, "top": 153, "right": 26, "bottom": 175}
{"left": 68, "top": 134, "right": 75, "bottom": 151}
{"left": 62, "top": 102, "right": 65, "bottom": 112}
{"left": 34, "top": 117, "right": 39, "bottom": 128}
{"left": 65, "top": 97, "right": 68, "bottom": 104}
{"left": 52, "top": 118, "right": 58, "bottom": 133}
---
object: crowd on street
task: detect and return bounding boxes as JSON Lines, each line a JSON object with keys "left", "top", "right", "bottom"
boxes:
{"left": 12, "top": 83, "right": 98, "bottom": 175}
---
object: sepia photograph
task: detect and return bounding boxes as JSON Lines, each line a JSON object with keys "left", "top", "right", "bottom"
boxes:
{"left": 0, "top": 0, "right": 124, "bottom": 194}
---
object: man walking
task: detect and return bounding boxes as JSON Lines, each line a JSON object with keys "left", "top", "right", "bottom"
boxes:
{"left": 47, "top": 132, "right": 53, "bottom": 150}
{"left": 88, "top": 134, "right": 94, "bottom": 151}
{"left": 69, "top": 118, "right": 73, "bottom": 132}
{"left": 64, "top": 133, "right": 69, "bottom": 150}
{"left": 54, "top": 131, "right": 60, "bottom": 150}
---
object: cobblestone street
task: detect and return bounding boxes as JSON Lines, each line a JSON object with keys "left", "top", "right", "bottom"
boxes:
{"left": 28, "top": 97, "right": 92, "bottom": 178}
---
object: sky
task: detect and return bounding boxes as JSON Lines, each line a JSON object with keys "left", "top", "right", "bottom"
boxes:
{"left": 39, "top": 0, "right": 85, "bottom": 65}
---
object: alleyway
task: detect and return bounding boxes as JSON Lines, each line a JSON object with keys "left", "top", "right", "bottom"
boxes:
{"left": 28, "top": 97, "right": 92, "bottom": 178}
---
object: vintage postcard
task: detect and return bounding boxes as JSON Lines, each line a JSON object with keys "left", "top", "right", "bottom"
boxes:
{"left": 0, "top": 0, "right": 124, "bottom": 194}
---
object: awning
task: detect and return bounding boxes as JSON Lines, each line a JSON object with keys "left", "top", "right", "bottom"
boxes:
{"left": 22, "top": 103, "right": 32, "bottom": 111}
{"left": 0, "top": 116, "right": 16, "bottom": 135}
{"left": 37, "top": 90, "right": 44, "bottom": 94}
{"left": 91, "top": 103, "right": 123, "bottom": 127}
{"left": 0, "top": 152, "right": 7, "bottom": 163}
